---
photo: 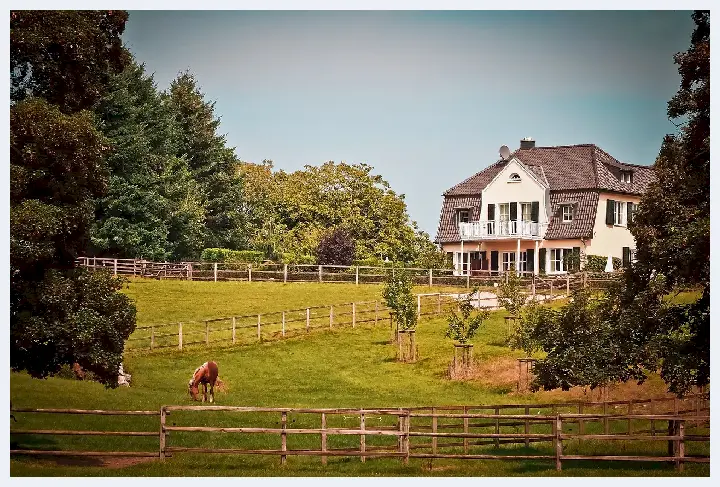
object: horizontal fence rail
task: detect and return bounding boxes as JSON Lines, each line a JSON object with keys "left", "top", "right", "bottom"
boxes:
{"left": 75, "top": 256, "right": 621, "bottom": 290}
{"left": 11, "top": 393, "right": 709, "bottom": 471}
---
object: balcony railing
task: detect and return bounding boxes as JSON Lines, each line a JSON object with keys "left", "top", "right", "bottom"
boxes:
{"left": 458, "top": 220, "right": 548, "bottom": 240}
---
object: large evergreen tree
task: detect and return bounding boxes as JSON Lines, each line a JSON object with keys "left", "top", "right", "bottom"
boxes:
{"left": 10, "top": 11, "right": 137, "bottom": 386}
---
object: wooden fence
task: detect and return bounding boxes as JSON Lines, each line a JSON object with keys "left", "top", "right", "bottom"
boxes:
{"left": 75, "top": 257, "right": 619, "bottom": 290}
{"left": 10, "top": 393, "right": 709, "bottom": 471}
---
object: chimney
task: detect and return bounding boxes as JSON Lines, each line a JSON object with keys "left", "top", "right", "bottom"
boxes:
{"left": 520, "top": 137, "right": 535, "bottom": 150}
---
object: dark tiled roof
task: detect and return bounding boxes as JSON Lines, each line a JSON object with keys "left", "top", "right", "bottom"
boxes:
{"left": 438, "top": 144, "right": 654, "bottom": 241}
{"left": 435, "top": 195, "right": 481, "bottom": 243}
{"left": 544, "top": 190, "right": 599, "bottom": 240}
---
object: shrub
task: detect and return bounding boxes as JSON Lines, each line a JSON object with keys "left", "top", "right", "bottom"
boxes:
{"left": 584, "top": 254, "right": 623, "bottom": 272}
{"left": 316, "top": 229, "right": 356, "bottom": 266}
{"left": 279, "top": 252, "right": 316, "bottom": 265}
{"left": 354, "top": 257, "right": 395, "bottom": 268}
{"left": 200, "top": 248, "right": 264, "bottom": 263}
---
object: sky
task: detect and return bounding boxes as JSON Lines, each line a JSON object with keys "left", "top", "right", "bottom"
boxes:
{"left": 121, "top": 9, "right": 696, "bottom": 239}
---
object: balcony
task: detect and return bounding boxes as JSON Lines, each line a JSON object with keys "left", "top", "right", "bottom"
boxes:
{"left": 458, "top": 220, "right": 548, "bottom": 240}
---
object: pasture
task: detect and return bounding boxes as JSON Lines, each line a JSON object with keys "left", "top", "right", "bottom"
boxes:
{"left": 10, "top": 279, "right": 708, "bottom": 476}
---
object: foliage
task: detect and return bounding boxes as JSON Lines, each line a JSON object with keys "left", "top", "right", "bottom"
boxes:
{"left": 411, "top": 233, "right": 453, "bottom": 269}
{"left": 10, "top": 10, "right": 129, "bottom": 112}
{"left": 316, "top": 228, "right": 356, "bottom": 266}
{"left": 279, "top": 253, "right": 316, "bottom": 265}
{"left": 563, "top": 249, "right": 582, "bottom": 273}
{"left": 528, "top": 11, "right": 710, "bottom": 397}
{"left": 382, "top": 267, "right": 418, "bottom": 331}
{"left": 354, "top": 257, "right": 395, "bottom": 268}
{"left": 584, "top": 254, "right": 622, "bottom": 272}
{"left": 11, "top": 270, "right": 136, "bottom": 387}
{"left": 445, "top": 288, "right": 490, "bottom": 344}
{"left": 10, "top": 10, "right": 137, "bottom": 387}
{"left": 507, "top": 298, "right": 546, "bottom": 357}
{"left": 200, "top": 248, "right": 265, "bottom": 263}
{"left": 496, "top": 266, "right": 528, "bottom": 317}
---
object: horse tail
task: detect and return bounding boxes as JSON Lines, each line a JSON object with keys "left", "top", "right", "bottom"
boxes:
{"left": 207, "top": 361, "right": 219, "bottom": 386}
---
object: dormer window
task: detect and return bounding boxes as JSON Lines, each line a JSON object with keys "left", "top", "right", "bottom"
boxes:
{"left": 456, "top": 209, "right": 470, "bottom": 225}
{"left": 620, "top": 171, "right": 633, "bottom": 183}
{"left": 508, "top": 173, "right": 521, "bottom": 183}
{"left": 561, "top": 205, "right": 573, "bottom": 223}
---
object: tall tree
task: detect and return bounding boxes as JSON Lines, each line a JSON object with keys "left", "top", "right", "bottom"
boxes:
{"left": 164, "top": 73, "right": 248, "bottom": 252}
{"left": 10, "top": 11, "right": 136, "bottom": 386}
{"left": 529, "top": 11, "right": 710, "bottom": 396}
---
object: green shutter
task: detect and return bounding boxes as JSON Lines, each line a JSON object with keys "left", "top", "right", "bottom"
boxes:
{"left": 531, "top": 201, "right": 539, "bottom": 222}
{"left": 539, "top": 248, "right": 546, "bottom": 273}
{"left": 510, "top": 202, "right": 518, "bottom": 221}
{"left": 572, "top": 246, "right": 581, "bottom": 272}
{"left": 622, "top": 247, "right": 631, "bottom": 267}
{"left": 526, "top": 248, "right": 535, "bottom": 272}
{"left": 627, "top": 202, "right": 633, "bottom": 223}
{"left": 606, "top": 200, "right": 615, "bottom": 225}
{"left": 490, "top": 251, "right": 499, "bottom": 272}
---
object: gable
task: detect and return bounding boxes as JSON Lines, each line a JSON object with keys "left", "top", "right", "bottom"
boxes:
{"left": 482, "top": 158, "right": 547, "bottom": 205}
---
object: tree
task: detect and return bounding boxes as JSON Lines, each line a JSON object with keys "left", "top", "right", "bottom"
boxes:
{"left": 496, "top": 265, "right": 529, "bottom": 317}
{"left": 316, "top": 228, "right": 356, "bottom": 266}
{"left": 507, "top": 299, "right": 545, "bottom": 358}
{"left": 10, "top": 11, "right": 136, "bottom": 387}
{"left": 445, "top": 289, "right": 490, "bottom": 344}
{"left": 382, "top": 267, "right": 418, "bottom": 331}
{"left": 527, "top": 12, "right": 709, "bottom": 397}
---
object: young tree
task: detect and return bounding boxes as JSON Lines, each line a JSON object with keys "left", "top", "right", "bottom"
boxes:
{"left": 445, "top": 289, "right": 490, "bottom": 344}
{"left": 382, "top": 267, "right": 418, "bottom": 331}
{"left": 10, "top": 11, "right": 137, "bottom": 386}
{"left": 496, "top": 265, "right": 529, "bottom": 317}
{"left": 507, "top": 298, "right": 545, "bottom": 358}
{"left": 316, "top": 228, "right": 356, "bottom": 266}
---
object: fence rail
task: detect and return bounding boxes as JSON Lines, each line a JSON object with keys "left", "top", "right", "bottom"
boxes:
{"left": 75, "top": 256, "right": 621, "bottom": 290}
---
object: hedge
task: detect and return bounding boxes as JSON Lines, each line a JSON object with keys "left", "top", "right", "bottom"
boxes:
{"left": 200, "top": 248, "right": 265, "bottom": 263}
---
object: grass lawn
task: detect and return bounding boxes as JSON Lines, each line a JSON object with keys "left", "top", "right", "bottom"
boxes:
{"left": 10, "top": 280, "right": 707, "bottom": 476}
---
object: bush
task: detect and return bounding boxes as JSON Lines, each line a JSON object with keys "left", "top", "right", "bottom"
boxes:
{"left": 584, "top": 254, "right": 623, "bottom": 272}
{"left": 354, "top": 257, "right": 395, "bottom": 268}
{"left": 316, "top": 229, "right": 356, "bottom": 266}
{"left": 200, "top": 248, "right": 264, "bottom": 263}
{"left": 279, "top": 252, "right": 316, "bottom": 265}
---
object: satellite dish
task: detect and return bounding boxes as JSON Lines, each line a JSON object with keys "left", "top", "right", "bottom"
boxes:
{"left": 499, "top": 145, "right": 511, "bottom": 161}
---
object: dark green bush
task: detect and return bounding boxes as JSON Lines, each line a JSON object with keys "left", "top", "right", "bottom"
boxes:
{"left": 200, "top": 248, "right": 264, "bottom": 263}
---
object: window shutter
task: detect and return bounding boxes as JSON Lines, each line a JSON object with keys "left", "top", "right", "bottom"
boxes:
{"left": 539, "top": 248, "right": 546, "bottom": 273}
{"left": 622, "top": 247, "right": 631, "bottom": 267}
{"left": 487, "top": 204, "right": 495, "bottom": 221}
{"left": 627, "top": 202, "right": 633, "bottom": 223}
{"left": 531, "top": 201, "right": 539, "bottom": 222}
{"left": 572, "top": 246, "right": 581, "bottom": 272}
{"left": 490, "top": 251, "right": 499, "bottom": 272}
{"left": 526, "top": 248, "right": 535, "bottom": 272}
{"left": 510, "top": 202, "right": 518, "bottom": 221}
{"left": 606, "top": 200, "right": 615, "bottom": 225}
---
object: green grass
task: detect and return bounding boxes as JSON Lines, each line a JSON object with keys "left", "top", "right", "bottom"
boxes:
{"left": 10, "top": 280, "right": 707, "bottom": 476}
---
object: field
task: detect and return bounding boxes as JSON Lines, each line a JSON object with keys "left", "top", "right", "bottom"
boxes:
{"left": 9, "top": 279, "right": 708, "bottom": 476}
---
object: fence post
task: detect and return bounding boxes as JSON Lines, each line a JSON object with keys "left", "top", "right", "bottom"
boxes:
{"left": 283, "top": 264, "right": 288, "bottom": 283}
{"left": 374, "top": 301, "right": 378, "bottom": 325}
{"left": 282, "top": 311, "right": 286, "bottom": 337}
{"left": 281, "top": 411, "right": 287, "bottom": 465}
{"left": 676, "top": 420, "right": 685, "bottom": 471}
{"left": 151, "top": 326, "right": 155, "bottom": 350}
{"left": 329, "top": 305, "right": 333, "bottom": 328}
{"left": 417, "top": 295, "right": 421, "bottom": 316}
{"left": 627, "top": 400, "right": 633, "bottom": 434}
{"left": 566, "top": 273, "right": 570, "bottom": 294}
{"left": 319, "top": 265, "right": 323, "bottom": 283}
{"left": 397, "top": 414, "right": 404, "bottom": 458}
{"left": 550, "top": 280, "right": 554, "bottom": 297}
{"left": 306, "top": 308, "right": 310, "bottom": 332}
{"left": 205, "top": 321, "right": 210, "bottom": 346}
{"left": 429, "top": 268, "right": 433, "bottom": 287}
{"left": 178, "top": 323, "right": 183, "bottom": 351}
{"left": 437, "top": 293, "right": 441, "bottom": 314}
{"left": 524, "top": 406, "right": 530, "bottom": 447}
{"left": 494, "top": 407, "right": 500, "bottom": 448}
{"left": 188, "top": 262, "right": 193, "bottom": 281}
{"left": 555, "top": 416, "right": 563, "bottom": 471}
{"left": 466, "top": 273, "right": 470, "bottom": 289}
{"left": 463, "top": 406, "right": 469, "bottom": 453}
{"left": 113, "top": 259, "right": 118, "bottom": 277}
{"left": 321, "top": 412, "right": 327, "bottom": 465}
{"left": 159, "top": 406, "right": 167, "bottom": 460}
{"left": 603, "top": 401, "right": 609, "bottom": 434}
{"left": 352, "top": 303, "right": 356, "bottom": 328}
{"left": 355, "top": 266, "right": 359, "bottom": 286}
{"left": 232, "top": 317, "right": 236, "bottom": 345}
{"left": 432, "top": 407, "right": 438, "bottom": 454}
{"left": 404, "top": 411, "right": 410, "bottom": 465}
{"left": 578, "top": 403, "right": 584, "bottom": 435}
{"left": 213, "top": 262, "right": 217, "bottom": 282}
{"left": 248, "top": 264, "right": 252, "bottom": 283}
{"left": 650, "top": 399, "right": 656, "bottom": 436}
{"left": 360, "top": 411, "right": 366, "bottom": 463}
{"left": 257, "top": 315, "right": 261, "bottom": 341}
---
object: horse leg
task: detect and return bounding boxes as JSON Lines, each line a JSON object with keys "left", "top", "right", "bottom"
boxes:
{"left": 209, "top": 385, "right": 214, "bottom": 403}
{"left": 202, "top": 384, "right": 207, "bottom": 403}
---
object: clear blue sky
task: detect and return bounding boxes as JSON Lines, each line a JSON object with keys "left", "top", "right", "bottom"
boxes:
{"left": 122, "top": 10, "right": 695, "bottom": 239}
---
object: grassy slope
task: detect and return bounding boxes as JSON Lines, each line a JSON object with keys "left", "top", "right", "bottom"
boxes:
{"left": 10, "top": 280, "right": 707, "bottom": 476}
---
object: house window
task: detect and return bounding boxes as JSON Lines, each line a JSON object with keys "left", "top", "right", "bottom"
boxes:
{"left": 562, "top": 205, "right": 573, "bottom": 223}
{"left": 620, "top": 171, "right": 633, "bottom": 183}
{"left": 508, "top": 173, "right": 521, "bottom": 182}
{"left": 521, "top": 203, "right": 532, "bottom": 222}
{"left": 549, "top": 248, "right": 571, "bottom": 273}
{"left": 457, "top": 209, "right": 470, "bottom": 225}
{"left": 614, "top": 201, "right": 626, "bottom": 226}
{"left": 502, "top": 252, "right": 516, "bottom": 271}
{"left": 499, "top": 203, "right": 510, "bottom": 221}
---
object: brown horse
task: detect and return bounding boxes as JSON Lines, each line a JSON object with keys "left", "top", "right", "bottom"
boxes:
{"left": 188, "top": 361, "right": 219, "bottom": 402}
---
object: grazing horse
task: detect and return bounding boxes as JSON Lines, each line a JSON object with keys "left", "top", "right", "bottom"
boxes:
{"left": 188, "top": 361, "right": 219, "bottom": 403}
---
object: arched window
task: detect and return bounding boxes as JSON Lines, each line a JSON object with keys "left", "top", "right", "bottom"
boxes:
{"left": 508, "top": 173, "right": 521, "bottom": 182}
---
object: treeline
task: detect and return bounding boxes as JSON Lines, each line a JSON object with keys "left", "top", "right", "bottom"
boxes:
{"left": 88, "top": 61, "right": 447, "bottom": 268}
